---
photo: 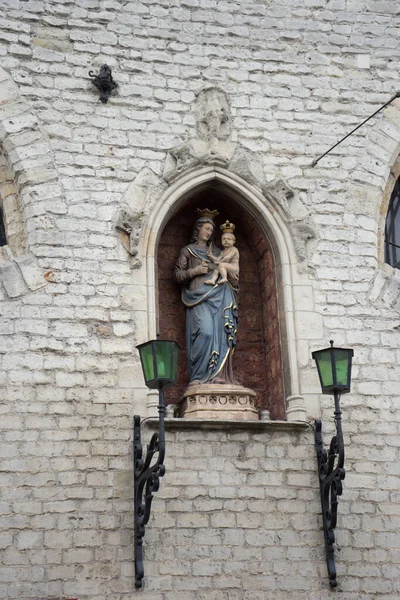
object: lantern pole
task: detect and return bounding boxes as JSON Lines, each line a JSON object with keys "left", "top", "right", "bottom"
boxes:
{"left": 133, "top": 334, "right": 180, "bottom": 588}
{"left": 313, "top": 340, "right": 353, "bottom": 588}
{"left": 315, "top": 389, "right": 345, "bottom": 588}
{"left": 133, "top": 336, "right": 179, "bottom": 589}
{"left": 133, "top": 382, "right": 166, "bottom": 589}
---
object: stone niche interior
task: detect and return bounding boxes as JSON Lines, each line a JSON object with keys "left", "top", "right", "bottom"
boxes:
{"left": 157, "top": 186, "right": 285, "bottom": 420}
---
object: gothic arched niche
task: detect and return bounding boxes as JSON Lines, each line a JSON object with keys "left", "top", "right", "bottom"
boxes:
{"left": 157, "top": 186, "right": 285, "bottom": 420}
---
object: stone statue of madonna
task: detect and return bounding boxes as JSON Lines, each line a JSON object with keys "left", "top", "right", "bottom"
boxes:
{"left": 174, "top": 208, "right": 239, "bottom": 386}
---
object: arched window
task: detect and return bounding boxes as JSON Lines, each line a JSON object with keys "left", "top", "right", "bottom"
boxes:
{"left": 385, "top": 176, "right": 400, "bottom": 269}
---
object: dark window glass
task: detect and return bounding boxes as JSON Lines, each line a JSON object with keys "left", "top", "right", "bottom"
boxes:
{"left": 385, "top": 177, "right": 400, "bottom": 269}
{"left": 0, "top": 207, "right": 6, "bottom": 247}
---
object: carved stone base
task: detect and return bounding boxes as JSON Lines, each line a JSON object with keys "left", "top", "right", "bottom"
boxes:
{"left": 179, "top": 384, "right": 259, "bottom": 421}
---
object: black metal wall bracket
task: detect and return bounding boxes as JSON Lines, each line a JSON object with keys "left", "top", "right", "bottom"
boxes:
{"left": 133, "top": 388, "right": 166, "bottom": 589}
{"left": 315, "top": 390, "right": 345, "bottom": 588}
{"left": 312, "top": 90, "right": 400, "bottom": 166}
{"left": 88, "top": 64, "right": 118, "bottom": 103}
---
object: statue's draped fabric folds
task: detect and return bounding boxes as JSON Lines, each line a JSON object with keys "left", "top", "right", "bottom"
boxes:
{"left": 174, "top": 210, "right": 239, "bottom": 385}
{"left": 176, "top": 244, "right": 238, "bottom": 383}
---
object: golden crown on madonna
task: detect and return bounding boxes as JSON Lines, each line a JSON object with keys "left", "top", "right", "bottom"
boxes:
{"left": 196, "top": 208, "right": 219, "bottom": 220}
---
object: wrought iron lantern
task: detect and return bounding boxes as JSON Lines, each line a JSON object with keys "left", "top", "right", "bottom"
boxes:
{"left": 134, "top": 335, "right": 179, "bottom": 589}
{"left": 312, "top": 340, "right": 353, "bottom": 394}
{"left": 312, "top": 340, "right": 354, "bottom": 588}
{"left": 137, "top": 336, "right": 180, "bottom": 390}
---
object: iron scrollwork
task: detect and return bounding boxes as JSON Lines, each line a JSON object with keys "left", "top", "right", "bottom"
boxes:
{"left": 133, "top": 387, "right": 166, "bottom": 589}
{"left": 88, "top": 64, "right": 118, "bottom": 103}
{"left": 315, "top": 390, "right": 345, "bottom": 588}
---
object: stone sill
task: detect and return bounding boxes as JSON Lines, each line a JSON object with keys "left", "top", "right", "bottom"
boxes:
{"left": 146, "top": 417, "right": 311, "bottom": 432}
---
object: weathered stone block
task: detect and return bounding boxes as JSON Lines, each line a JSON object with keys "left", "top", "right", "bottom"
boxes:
{"left": 0, "top": 260, "right": 27, "bottom": 298}
{"left": 15, "top": 253, "right": 46, "bottom": 290}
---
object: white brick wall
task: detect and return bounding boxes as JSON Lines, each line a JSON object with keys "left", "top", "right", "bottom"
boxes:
{"left": 0, "top": 0, "right": 400, "bottom": 598}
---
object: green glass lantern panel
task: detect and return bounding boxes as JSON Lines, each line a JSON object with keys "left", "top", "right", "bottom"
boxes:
{"left": 317, "top": 351, "right": 334, "bottom": 390}
{"left": 334, "top": 349, "right": 350, "bottom": 388}
{"left": 155, "top": 340, "right": 172, "bottom": 380}
{"left": 139, "top": 343, "right": 155, "bottom": 385}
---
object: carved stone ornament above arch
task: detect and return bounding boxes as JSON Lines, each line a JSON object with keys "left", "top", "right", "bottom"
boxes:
{"left": 117, "top": 86, "right": 316, "bottom": 270}
{"left": 0, "top": 66, "right": 64, "bottom": 299}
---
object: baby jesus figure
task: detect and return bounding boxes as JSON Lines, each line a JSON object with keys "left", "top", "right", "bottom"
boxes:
{"left": 205, "top": 220, "right": 239, "bottom": 286}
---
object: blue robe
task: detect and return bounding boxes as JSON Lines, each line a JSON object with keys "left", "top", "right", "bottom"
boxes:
{"left": 175, "top": 244, "right": 238, "bottom": 383}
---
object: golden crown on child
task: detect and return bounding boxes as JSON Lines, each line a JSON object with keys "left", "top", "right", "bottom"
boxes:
{"left": 220, "top": 220, "right": 235, "bottom": 234}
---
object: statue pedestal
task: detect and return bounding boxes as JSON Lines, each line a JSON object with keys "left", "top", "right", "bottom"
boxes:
{"left": 179, "top": 384, "right": 259, "bottom": 421}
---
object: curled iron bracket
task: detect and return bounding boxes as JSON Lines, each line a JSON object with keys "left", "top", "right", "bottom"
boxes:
{"left": 315, "top": 390, "right": 345, "bottom": 588}
{"left": 133, "top": 387, "right": 166, "bottom": 589}
{"left": 88, "top": 64, "right": 118, "bottom": 103}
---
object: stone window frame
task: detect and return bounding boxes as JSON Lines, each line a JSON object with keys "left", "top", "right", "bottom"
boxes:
{"left": 382, "top": 156, "right": 400, "bottom": 270}
{"left": 0, "top": 66, "right": 65, "bottom": 299}
{"left": 0, "top": 149, "right": 27, "bottom": 258}
{"left": 356, "top": 100, "right": 400, "bottom": 311}
{"left": 367, "top": 148, "right": 400, "bottom": 312}
{"left": 140, "top": 165, "right": 311, "bottom": 423}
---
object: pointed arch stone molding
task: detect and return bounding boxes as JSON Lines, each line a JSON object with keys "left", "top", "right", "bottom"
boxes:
{"left": 0, "top": 66, "right": 64, "bottom": 298}
{"left": 141, "top": 165, "right": 308, "bottom": 422}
